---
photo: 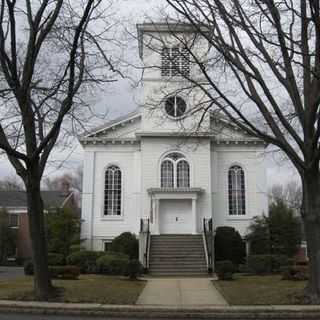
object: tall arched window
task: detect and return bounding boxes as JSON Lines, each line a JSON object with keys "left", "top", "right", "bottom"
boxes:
{"left": 104, "top": 165, "right": 122, "bottom": 216}
{"left": 161, "top": 153, "right": 190, "bottom": 188}
{"left": 161, "top": 160, "right": 174, "bottom": 187}
{"left": 177, "top": 160, "right": 190, "bottom": 188}
{"left": 228, "top": 165, "right": 245, "bottom": 215}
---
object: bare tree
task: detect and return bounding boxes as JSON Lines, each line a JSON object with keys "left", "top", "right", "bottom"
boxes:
{"left": 0, "top": 1, "right": 119, "bottom": 300}
{"left": 147, "top": 0, "right": 320, "bottom": 302}
{"left": 0, "top": 175, "right": 24, "bottom": 190}
{"left": 269, "top": 181, "right": 302, "bottom": 211}
{"left": 44, "top": 166, "right": 83, "bottom": 193}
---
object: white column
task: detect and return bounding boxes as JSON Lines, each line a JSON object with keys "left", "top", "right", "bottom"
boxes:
{"left": 155, "top": 199, "right": 160, "bottom": 234}
{"left": 192, "top": 198, "right": 197, "bottom": 234}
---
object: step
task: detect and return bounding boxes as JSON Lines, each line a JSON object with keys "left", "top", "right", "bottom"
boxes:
{"left": 150, "top": 250, "right": 204, "bottom": 254}
{"left": 151, "top": 252, "right": 205, "bottom": 257}
{"left": 149, "top": 269, "right": 208, "bottom": 274}
{"left": 151, "top": 247, "right": 204, "bottom": 250}
{"left": 149, "top": 264, "right": 207, "bottom": 269}
{"left": 151, "top": 242, "right": 204, "bottom": 246}
{"left": 150, "top": 260, "right": 207, "bottom": 264}
{"left": 149, "top": 234, "right": 207, "bottom": 276}
{"left": 150, "top": 257, "right": 206, "bottom": 262}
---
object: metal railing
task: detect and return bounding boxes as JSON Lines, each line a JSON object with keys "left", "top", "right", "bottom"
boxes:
{"left": 140, "top": 218, "right": 150, "bottom": 271}
{"left": 203, "top": 217, "right": 213, "bottom": 273}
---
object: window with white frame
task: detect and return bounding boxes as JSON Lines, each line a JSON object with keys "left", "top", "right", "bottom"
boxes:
{"left": 9, "top": 213, "right": 19, "bottom": 228}
{"left": 161, "top": 153, "right": 190, "bottom": 188}
{"left": 104, "top": 165, "right": 122, "bottom": 216}
{"left": 161, "top": 47, "right": 190, "bottom": 77}
{"left": 228, "top": 165, "right": 246, "bottom": 215}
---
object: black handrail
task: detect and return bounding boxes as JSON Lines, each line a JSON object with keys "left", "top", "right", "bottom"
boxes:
{"left": 203, "top": 217, "right": 213, "bottom": 273}
{"left": 140, "top": 218, "right": 150, "bottom": 270}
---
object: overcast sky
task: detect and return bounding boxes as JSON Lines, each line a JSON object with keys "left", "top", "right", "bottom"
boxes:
{"left": 0, "top": 0, "right": 300, "bottom": 187}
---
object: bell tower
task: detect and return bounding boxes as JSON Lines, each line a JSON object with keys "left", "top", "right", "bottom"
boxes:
{"left": 136, "top": 23, "right": 210, "bottom": 134}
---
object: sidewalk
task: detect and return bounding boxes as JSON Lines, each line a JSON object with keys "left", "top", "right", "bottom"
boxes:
{"left": 136, "top": 277, "right": 228, "bottom": 306}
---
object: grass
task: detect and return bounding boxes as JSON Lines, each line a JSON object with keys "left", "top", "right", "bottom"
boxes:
{"left": 0, "top": 275, "right": 146, "bottom": 304}
{"left": 214, "top": 274, "right": 306, "bottom": 305}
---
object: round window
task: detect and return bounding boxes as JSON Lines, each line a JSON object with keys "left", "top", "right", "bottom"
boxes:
{"left": 165, "top": 96, "right": 187, "bottom": 118}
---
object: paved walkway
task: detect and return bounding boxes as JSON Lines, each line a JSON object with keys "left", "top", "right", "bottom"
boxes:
{"left": 136, "top": 277, "right": 228, "bottom": 306}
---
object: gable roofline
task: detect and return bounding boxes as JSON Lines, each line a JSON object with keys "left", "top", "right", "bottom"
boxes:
{"left": 79, "top": 108, "right": 141, "bottom": 141}
{"left": 0, "top": 191, "right": 72, "bottom": 210}
{"left": 209, "top": 110, "right": 266, "bottom": 143}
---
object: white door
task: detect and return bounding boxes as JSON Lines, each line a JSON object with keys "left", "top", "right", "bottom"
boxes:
{"left": 159, "top": 199, "right": 192, "bottom": 234}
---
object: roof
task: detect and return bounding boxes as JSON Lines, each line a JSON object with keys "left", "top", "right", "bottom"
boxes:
{"left": 0, "top": 191, "right": 70, "bottom": 210}
{"left": 136, "top": 22, "right": 210, "bottom": 58}
{"left": 79, "top": 108, "right": 140, "bottom": 139}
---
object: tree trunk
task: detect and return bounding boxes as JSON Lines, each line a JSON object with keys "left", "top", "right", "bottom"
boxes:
{"left": 26, "top": 165, "right": 54, "bottom": 301}
{"left": 301, "top": 169, "right": 320, "bottom": 304}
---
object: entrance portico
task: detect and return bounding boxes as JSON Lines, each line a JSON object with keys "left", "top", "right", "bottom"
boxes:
{"left": 148, "top": 188, "right": 204, "bottom": 235}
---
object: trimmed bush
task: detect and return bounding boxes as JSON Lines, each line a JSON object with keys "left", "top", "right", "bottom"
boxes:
{"left": 271, "top": 255, "right": 289, "bottom": 273}
{"left": 49, "top": 265, "right": 80, "bottom": 280}
{"left": 125, "top": 259, "right": 143, "bottom": 280}
{"left": 24, "top": 260, "right": 34, "bottom": 275}
{"left": 66, "top": 250, "right": 104, "bottom": 273}
{"left": 96, "top": 254, "right": 129, "bottom": 275}
{"left": 282, "top": 265, "right": 309, "bottom": 281}
{"left": 48, "top": 253, "right": 64, "bottom": 266}
{"left": 214, "top": 226, "right": 246, "bottom": 266}
{"left": 215, "top": 260, "right": 234, "bottom": 280}
{"left": 109, "top": 232, "right": 139, "bottom": 259}
{"left": 69, "top": 244, "right": 85, "bottom": 253}
{"left": 247, "top": 254, "right": 291, "bottom": 274}
{"left": 105, "top": 251, "right": 129, "bottom": 259}
{"left": 247, "top": 255, "right": 272, "bottom": 274}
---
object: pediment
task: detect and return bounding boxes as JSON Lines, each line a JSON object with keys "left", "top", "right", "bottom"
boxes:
{"left": 210, "top": 115, "right": 253, "bottom": 141}
{"left": 81, "top": 110, "right": 142, "bottom": 140}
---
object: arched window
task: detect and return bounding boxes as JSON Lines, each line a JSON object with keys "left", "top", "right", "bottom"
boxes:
{"left": 228, "top": 165, "right": 245, "bottom": 215}
{"left": 161, "top": 160, "right": 174, "bottom": 188}
{"left": 104, "top": 165, "right": 122, "bottom": 216}
{"left": 161, "top": 153, "right": 190, "bottom": 188}
{"left": 177, "top": 160, "right": 190, "bottom": 188}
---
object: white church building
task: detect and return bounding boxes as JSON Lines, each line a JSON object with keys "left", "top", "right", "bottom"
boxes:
{"left": 80, "top": 23, "right": 268, "bottom": 274}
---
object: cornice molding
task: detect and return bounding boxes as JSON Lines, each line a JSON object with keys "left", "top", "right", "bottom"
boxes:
{"left": 80, "top": 138, "right": 140, "bottom": 146}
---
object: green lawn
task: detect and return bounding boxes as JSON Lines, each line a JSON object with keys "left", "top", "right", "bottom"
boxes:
{"left": 0, "top": 275, "right": 146, "bottom": 304}
{"left": 214, "top": 275, "right": 306, "bottom": 305}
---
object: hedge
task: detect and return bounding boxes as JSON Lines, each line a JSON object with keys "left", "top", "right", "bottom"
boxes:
{"left": 24, "top": 261, "right": 80, "bottom": 280}
{"left": 125, "top": 259, "right": 143, "bottom": 280}
{"left": 48, "top": 253, "right": 64, "bottom": 266}
{"left": 109, "top": 232, "right": 139, "bottom": 259}
{"left": 49, "top": 265, "right": 80, "bottom": 280}
{"left": 96, "top": 254, "right": 129, "bottom": 275}
{"left": 247, "top": 254, "right": 290, "bottom": 274}
{"left": 66, "top": 250, "right": 104, "bottom": 273}
{"left": 215, "top": 260, "right": 234, "bottom": 280}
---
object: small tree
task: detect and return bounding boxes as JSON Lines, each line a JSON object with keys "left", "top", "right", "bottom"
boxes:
{"left": 0, "top": 209, "right": 17, "bottom": 263}
{"left": 269, "top": 199, "right": 302, "bottom": 257}
{"left": 247, "top": 201, "right": 302, "bottom": 257}
{"left": 214, "top": 226, "right": 246, "bottom": 266}
{"left": 46, "top": 208, "right": 81, "bottom": 261}
{"left": 246, "top": 215, "right": 270, "bottom": 255}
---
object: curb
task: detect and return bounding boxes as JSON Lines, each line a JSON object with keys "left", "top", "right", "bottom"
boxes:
{"left": 1, "top": 302, "right": 320, "bottom": 318}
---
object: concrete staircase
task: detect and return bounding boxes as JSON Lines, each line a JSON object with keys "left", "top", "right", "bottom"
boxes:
{"left": 148, "top": 234, "right": 208, "bottom": 276}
